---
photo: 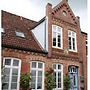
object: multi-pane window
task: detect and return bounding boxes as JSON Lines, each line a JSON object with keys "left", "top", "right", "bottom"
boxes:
{"left": 52, "top": 25, "right": 62, "bottom": 49}
{"left": 30, "top": 61, "right": 44, "bottom": 90}
{"left": 86, "top": 40, "right": 88, "bottom": 55}
{"left": 53, "top": 64, "right": 63, "bottom": 89}
{"left": 15, "top": 31, "right": 25, "bottom": 38}
{"left": 68, "top": 30, "right": 77, "bottom": 51}
{"left": 2, "top": 58, "right": 21, "bottom": 90}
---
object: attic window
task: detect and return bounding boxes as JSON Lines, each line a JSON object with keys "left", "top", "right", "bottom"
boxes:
{"left": 15, "top": 31, "right": 25, "bottom": 38}
{"left": 62, "top": 11, "right": 67, "bottom": 16}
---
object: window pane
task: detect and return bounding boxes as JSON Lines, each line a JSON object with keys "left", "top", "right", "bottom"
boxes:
{"left": 12, "top": 76, "right": 18, "bottom": 82}
{"left": 58, "top": 27, "right": 61, "bottom": 32}
{"left": 53, "top": 64, "right": 56, "bottom": 69}
{"left": 5, "top": 59, "right": 11, "bottom": 65}
{"left": 12, "top": 69, "right": 18, "bottom": 75}
{"left": 68, "top": 30, "right": 71, "bottom": 36}
{"left": 58, "top": 83, "right": 61, "bottom": 88}
{"left": 2, "top": 83, "right": 9, "bottom": 89}
{"left": 15, "top": 31, "right": 25, "bottom": 37}
{"left": 53, "top": 26, "right": 56, "bottom": 31}
{"left": 13, "top": 60, "right": 19, "bottom": 66}
{"left": 31, "top": 77, "right": 36, "bottom": 82}
{"left": 38, "top": 71, "right": 42, "bottom": 76}
{"left": 11, "top": 83, "right": 17, "bottom": 89}
{"left": 58, "top": 65, "right": 61, "bottom": 70}
{"left": 31, "top": 71, "right": 36, "bottom": 76}
{"left": 38, "top": 63, "right": 42, "bottom": 68}
{"left": 73, "top": 75, "right": 76, "bottom": 85}
{"left": 38, "top": 77, "right": 42, "bottom": 82}
{"left": 72, "top": 32, "right": 75, "bottom": 37}
{"left": 3, "top": 76, "right": 9, "bottom": 82}
{"left": 31, "top": 83, "right": 35, "bottom": 89}
{"left": 37, "top": 83, "right": 42, "bottom": 89}
{"left": 5, "top": 68, "right": 10, "bottom": 75}
{"left": 69, "top": 37, "right": 71, "bottom": 49}
{"left": 72, "top": 38, "right": 75, "bottom": 50}
{"left": 32, "top": 62, "right": 36, "bottom": 68}
{"left": 53, "top": 32, "right": 56, "bottom": 46}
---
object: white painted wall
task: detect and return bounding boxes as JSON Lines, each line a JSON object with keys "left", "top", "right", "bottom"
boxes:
{"left": 31, "top": 17, "right": 48, "bottom": 51}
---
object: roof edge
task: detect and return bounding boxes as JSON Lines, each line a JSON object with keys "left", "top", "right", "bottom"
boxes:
{"left": 81, "top": 31, "right": 88, "bottom": 35}
{"left": 2, "top": 44, "right": 48, "bottom": 54}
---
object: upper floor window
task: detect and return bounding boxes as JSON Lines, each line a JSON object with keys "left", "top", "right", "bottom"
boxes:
{"left": 2, "top": 57, "right": 21, "bottom": 90}
{"left": 1, "top": 28, "right": 5, "bottom": 33}
{"left": 53, "top": 64, "right": 63, "bottom": 89}
{"left": 30, "top": 61, "right": 44, "bottom": 90}
{"left": 15, "top": 31, "right": 25, "bottom": 38}
{"left": 52, "top": 25, "right": 63, "bottom": 49}
{"left": 86, "top": 40, "right": 88, "bottom": 55}
{"left": 68, "top": 30, "right": 77, "bottom": 52}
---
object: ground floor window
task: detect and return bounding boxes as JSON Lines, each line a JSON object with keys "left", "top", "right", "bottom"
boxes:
{"left": 53, "top": 64, "right": 63, "bottom": 90}
{"left": 68, "top": 66, "right": 78, "bottom": 90}
{"left": 2, "top": 57, "right": 21, "bottom": 90}
{"left": 30, "top": 61, "right": 44, "bottom": 90}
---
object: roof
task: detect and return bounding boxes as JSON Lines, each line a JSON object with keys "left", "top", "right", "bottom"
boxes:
{"left": 81, "top": 31, "right": 88, "bottom": 35}
{"left": 2, "top": 10, "right": 47, "bottom": 54}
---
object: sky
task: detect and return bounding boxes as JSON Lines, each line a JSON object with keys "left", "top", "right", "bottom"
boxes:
{"left": 1, "top": 0, "right": 87, "bottom": 33}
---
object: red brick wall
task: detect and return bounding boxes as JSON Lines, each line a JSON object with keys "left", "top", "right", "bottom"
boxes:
{"left": 81, "top": 33, "right": 87, "bottom": 90}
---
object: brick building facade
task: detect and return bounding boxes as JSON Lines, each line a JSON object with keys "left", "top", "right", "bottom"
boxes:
{"left": 1, "top": 0, "right": 87, "bottom": 90}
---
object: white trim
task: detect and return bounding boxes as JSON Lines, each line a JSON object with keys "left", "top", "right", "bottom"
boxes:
{"left": 3, "top": 57, "right": 21, "bottom": 90}
{"left": 30, "top": 61, "right": 44, "bottom": 90}
{"left": 52, "top": 25, "right": 63, "bottom": 49}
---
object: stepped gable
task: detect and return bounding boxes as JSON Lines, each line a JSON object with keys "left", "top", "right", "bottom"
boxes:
{"left": 2, "top": 10, "right": 46, "bottom": 53}
{"left": 52, "top": 0, "right": 78, "bottom": 25}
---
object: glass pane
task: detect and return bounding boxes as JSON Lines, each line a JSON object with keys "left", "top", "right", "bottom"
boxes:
{"left": 3, "top": 76, "right": 9, "bottom": 82}
{"left": 31, "top": 70, "right": 36, "bottom": 76}
{"left": 69, "top": 37, "right": 71, "bottom": 49}
{"left": 12, "top": 69, "right": 18, "bottom": 75}
{"left": 38, "top": 71, "right": 42, "bottom": 76}
{"left": 58, "top": 65, "right": 61, "bottom": 70}
{"left": 58, "top": 83, "right": 61, "bottom": 88}
{"left": 11, "top": 83, "right": 17, "bottom": 89}
{"left": 58, "top": 27, "right": 61, "bottom": 32}
{"left": 13, "top": 60, "right": 19, "bottom": 66}
{"left": 73, "top": 75, "right": 76, "bottom": 85}
{"left": 5, "top": 59, "right": 11, "bottom": 65}
{"left": 5, "top": 68, "right": 10, "bottom": 75}
{"left": 31, "top": 77, "right": 36, "bottom": 82}
{"left": 31, "top": 83, "right": 35, "bottom": 89}
{"left": 38, "top": 77, "right": 42, "bottom": 82}
{"left": 37, "top": 83, "right": 42, "bottom": 89}
{"left": 32, "top": 62, "right": 36, "bottom": 68}
{"left": 53, "top": 26, "right": 56, "bottom": 31}
{"left": 68, "top": 30, "right": 71, "bottom": 36}
{"left": 72, "top": 32, "right": 75, "bottom": 37}
{"left": 12, "top": 76, "right": 18, "bottom": 82}
{"left": 2, "top": 83, "right": 9, "bottom": 89}
{"left": 72, "top": 38, "right": 75, "bottom": 50}
{"left": 58, "top": 78, "right": 61, "bottom": 82}
{"left": 53, "top": 32, "right": 56, "bottom": 46}
{"left": 53, "top": 64, "right": 56, "bottom": 69}
{"left": 38, "top": 63, "right": 42, "bottom": 68}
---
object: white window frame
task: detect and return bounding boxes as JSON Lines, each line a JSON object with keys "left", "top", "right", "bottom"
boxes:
{"left": 53, "top": 64, "right": 63, "bottom": 90}
{"left": 3, "top": 57, "right": 21, "bottom": 90}
{"left": 68, "top": 30, "right": 77, "bottom": 52}
{"left": 15, "top": 31, "right": 25, "bottom": 38}
{"left": 52, "top": 25, "right": 63, "bottom": 49}
{"left": 30, "top": 61, "right": 44, "bottom": 90}
{"left": 1, "top": 28, "right": 5, "bottom": 33}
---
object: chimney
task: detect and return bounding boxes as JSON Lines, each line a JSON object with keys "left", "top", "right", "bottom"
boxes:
{"left": 63, "top": 0, "right": 68, "bottom": 2}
